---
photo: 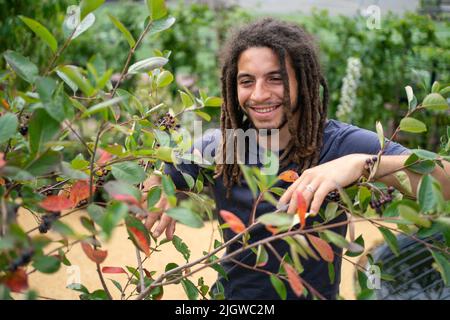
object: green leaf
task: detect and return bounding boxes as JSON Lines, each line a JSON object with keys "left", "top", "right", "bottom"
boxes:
{"left": 127, "top": 57, "right": 168, "bottom": 75}
{"left": 28, "top": 109, "right": 60, "bottom": 154}
{"left": 100, "top": 202, "right": 129, "bottom": 239}
{"left": 32, "top": 255, "right": 61, "bottom": 274}
{"left": 181, "top": 279, "right": 198, "bottom": 300}
{"left": 270, "top": 275, "right": 287, "bottom": 300}
{"left": 111, "top": 161, "right": 146, "bottom": 185}
{"left": 148, "top": 16, "right": 176, "bottom": 36}
{"left": 52, "top": 220, "right": 76, "bottom": 237}
{"left": 146, "top": 0, "right": 167, "bottom": 20}
{"left": 19, "top": 16, "right": 58, "bottom": 53}
{"left": 378, "top": 227, "right": 399, "bottom": 256}
{"left": 194, "top": 110, "right": 211, "bottom": 122}
{"left": 404, "top": 153, "right": 436, "bottom": 175}
{"left": 399, "top": 117, "right": 427, "bottom": 133}
{"left": 80, "top": 0, "right": 105, "bottom": 21}
{"left": 204, "top": 97, "right": 223, "bottom": 107}
{"left": 108, "top": 14, "right": 135, "bottom": 48}
{"left": 257, "top": 212, "right": 293, "bottom": 227}
{"left": 156, "top": 70, "right": 173, "bottom": 88}
{"left": 146, "top": 187, "right": 161, "bottom": 209}
{"left": 239, "top": 165, "right": 258, "bottom": 199}
{"left": 375, "top": 121, "right": 384, "bottom": 149}
{"left": 324, "top": 201, "right": 339, "bottom": 221}
{"left": 103, "top": 181, "right": 142, "bottom": 203}
{"left": 0, "top": 113, "right": 18, "bottom": 144}
{"left": 431, "top": 81, "right": 440, "bottom": 93}
{"left": 179, "top": 91, "right": 194, "bottom": 108}
{"left": 323, "top": 230, "right": 364, "bottom": 253}
{"left": 58, "top": 65, "right": 95, "bottom": 97}
{"left": 255, "top": 244, "right": 269, "bottom": 267}
{"left": 431, "top": 251, "right": 450, "bottom": 286}
{"left": 181, "top": 172, "right": 195, "bottom": 190}
{"left": 83, "top": 96, "right": 125, "bottom": 117}
{"left": 56, "top": 70, "right": 78, "bottom": 94}
{"left": 399, "top": 205, "right": 431, "bottom": 228}
{"left": 72, "top": 13, "right": 96, "bottom": 40}
{"left": 3, "top": 50, "right": 39, "bottom": 84}
{"left": 422, "top": 93, "right": 448, "bottom": 111}
{"left": 25, "top": 150, "right": 61, "bottom": 176}
{"left": 172, "top": 235, "right": 190, "bottom": 262}
{"left": 328, "top": 262, "right": 335, "bottom": 285}
{"left": 418, "top": 175, "right": 444, "bottom": 213}
{"left": 405, "top": 85, "right": 417, "bottom": 110}
{"left": 166, "top": 207, "right": 204, "bottom": 228}
{"left": 161, "top": 174, "right": 176, "bottom": 197}
{"left": 345, "top": 235, "right": 365, "bottom": 257}
{"left": 61, "top": 162, "right": 89, "bottom": 180}
{"left": 393, "top": 170, "right": 412, "bottom": 195}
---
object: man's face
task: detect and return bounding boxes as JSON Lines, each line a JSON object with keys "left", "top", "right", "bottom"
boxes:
{"left": 237, "top": 47, "right": 298, "bottom": 130}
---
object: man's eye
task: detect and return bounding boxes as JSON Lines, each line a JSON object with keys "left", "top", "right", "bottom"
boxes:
{"left": 240, "top": 80, "right": 253, "bottom": 85}
{"left": 270, "top": 77, "right": 282, "bottom": 82}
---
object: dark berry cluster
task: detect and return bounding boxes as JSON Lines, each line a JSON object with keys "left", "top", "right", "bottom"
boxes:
{"left": 38, "top": 212, "right": 60, "bottom": 234}
{"left": 369, "top": 186, "right": 395, "bottom": 213}
{"left": 19, "top": 114, "right": 30, "bottom": 136}
{"left": 157, "top": 112, "right": 180, "bottom": 131}
{"left": 37, "top": 185, "right": 54, "bottom": 196}
{"left": 76, "top": 199, "right": 88, "bottom": 208}
{"left": 96, "top": 169, "right": 109, "bottom": 187}
{"left": 326, "top": 191, "right": 341, "bottom": 202}
{"left": 9, "top": 248, "right": 34, "bottom": 272}
{"left": 364, "top": 156, "right": 379, "bottom": 170}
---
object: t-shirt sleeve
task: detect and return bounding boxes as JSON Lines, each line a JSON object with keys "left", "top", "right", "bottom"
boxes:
{"left": 163, "top": 129, "right": 220, "bottom": 190}
{"left": 334, "top": 123, "right": 410, "bottom": 157}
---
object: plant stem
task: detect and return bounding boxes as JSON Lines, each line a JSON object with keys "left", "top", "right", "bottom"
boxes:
{"left": 96, "top": 262, "right": 113, "bottom": 300}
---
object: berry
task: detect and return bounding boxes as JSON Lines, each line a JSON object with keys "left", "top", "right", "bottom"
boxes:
{"left": 19, "top": 126, "right": 28, "bottom": 136}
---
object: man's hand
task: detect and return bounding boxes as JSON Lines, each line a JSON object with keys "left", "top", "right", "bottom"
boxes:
{"left": 278, "top": 154, "right": 367, "bottom": 216}
{"left": 142, "top": 175, "right": 176, "bottom": 240}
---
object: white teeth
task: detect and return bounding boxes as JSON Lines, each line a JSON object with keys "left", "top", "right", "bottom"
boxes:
{"left": 253, "top": 105, "right": 279, "bottom": 113}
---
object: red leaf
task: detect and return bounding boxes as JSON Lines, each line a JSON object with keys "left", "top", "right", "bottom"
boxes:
{"left": 4, "top": 268, "right": 28, "bottom": 293}
{"left": 306, "top": 234, "right": 334, "bottom": 262}
{"left": 278, "top": 170, "right": 299, "bottom": 183}
{"left": 112, "top": 193, "right": 142, "bottom": 207}
{"left": 81, "top": 241, "right": 108, "bottom": 264}
{"left": 39, "top": 195, "right": 73, "bottom": 212}
{"left": 220, "top": 210, "right": 246, "bottom": 234}
{"left": 97, "top": 148, "right": 113, "bottom": 165}
{"left": 69, "top": 180, "right": 94, "bottom": 207}
{"left": 0, "top": 152, "right": 6, "bottom": 168}
{"left": 102, "top": 266, "right": 127, "bottom": 274}
{"left": 296, "top": 190, "right": 307, "bottom": 230}
{"left": 284, "top": 263, "right": 304, "bottom": 297}
{"left": 128, "top": 226, "right": 151, "bottom": 256}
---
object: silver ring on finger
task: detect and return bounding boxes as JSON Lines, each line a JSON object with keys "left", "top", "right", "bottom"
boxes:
{"left": 305, "top": 184, "right": 315, "bottom": 194}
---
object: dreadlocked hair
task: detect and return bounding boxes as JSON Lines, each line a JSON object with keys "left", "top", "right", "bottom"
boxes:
{"left": 214, "top": 17, "right": 329, "bottom": 198}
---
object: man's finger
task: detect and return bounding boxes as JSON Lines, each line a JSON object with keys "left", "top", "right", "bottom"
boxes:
{"left": 166, "top": 219, "right": 176, "bottom": 240}
{"left": 153, "top": 214, "right": 173, "bottom": 238}
{"left": 145, "top": 211, "right": 161, "bottom": 231}
{"left": 309, "top": 183, "right": 333, "bottom": 216}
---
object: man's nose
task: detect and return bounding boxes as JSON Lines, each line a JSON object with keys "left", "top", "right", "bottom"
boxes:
{"left": 250, "top": 80, "right": 271, "bottom": 102}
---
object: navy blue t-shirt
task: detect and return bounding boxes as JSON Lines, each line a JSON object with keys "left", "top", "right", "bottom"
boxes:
{"left": 164, "top": 119, "right": 409, "bottom": 300}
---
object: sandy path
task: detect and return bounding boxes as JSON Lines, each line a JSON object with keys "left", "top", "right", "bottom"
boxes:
{"left": 16, "top": 208, "right": 390, "bottom": 300}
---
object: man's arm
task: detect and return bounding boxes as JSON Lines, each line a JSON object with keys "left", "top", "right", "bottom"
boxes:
{"left": 278, "top": 154, "right": 450, "bottom": 216}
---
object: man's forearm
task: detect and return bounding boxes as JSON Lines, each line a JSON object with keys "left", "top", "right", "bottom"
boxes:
{"left": 363, "top": 155, "right": 450, "bottom": 199}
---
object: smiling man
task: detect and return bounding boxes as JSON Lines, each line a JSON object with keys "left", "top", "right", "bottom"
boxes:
{"left": 144, "top": 18, "right": 450, "bottom": 300}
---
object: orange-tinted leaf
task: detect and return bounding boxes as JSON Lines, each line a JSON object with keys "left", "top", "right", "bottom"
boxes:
{"left": 296, "top": 190, "right": 307, "bottom": 229}
{"left": 306, "top": 234, "right": 334, "bottom": 262}
{"left": 4, "top": 268, "right": 28, "bottom": 293}
{"left": 0, "top": 178, "right": 5, "bottom": 186}
{"left": 69, "top": 180, "right": 94, "bottom": 207}
{"left": 102, "top": 266, "right": 127, "bottom": 274}
{"left": 81, "top": 241, "right": 108, "bottom": 264}
{"left": 266, "top": 225, "right": 280, "bottom": 235}
{"left": 112, "top": 193, "right": 142, "bottom": 207}
{"left": 0, "top": 152, "right": 6, "bottom": 168}
{"left": 128, "top": 226, "right": 150, "bottom": 256}
{"left": 97, "top": 148, "right": 113, "bottom": 165}
{"left": 39, "top": 195, "right": 73, "bottom": 212}
{"left": 278, "top": 170, "right": 299, "bottom": 183}
{"left": 284, "top": 263, "right": 304, "bottom": 297}
{"left": 220, "top": 210, "right": 246, "bottom": 234}
{"left": 1, "top": 99, "right": 10, "bottom": 110}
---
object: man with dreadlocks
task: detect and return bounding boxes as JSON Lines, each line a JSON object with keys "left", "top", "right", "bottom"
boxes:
{"left": 143, "top": 18, "right": 450, "bottom": 299}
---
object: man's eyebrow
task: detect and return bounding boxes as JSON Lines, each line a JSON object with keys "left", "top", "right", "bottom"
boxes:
{"left": 237, "top": 70, "right": 282, "bottom": 79}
